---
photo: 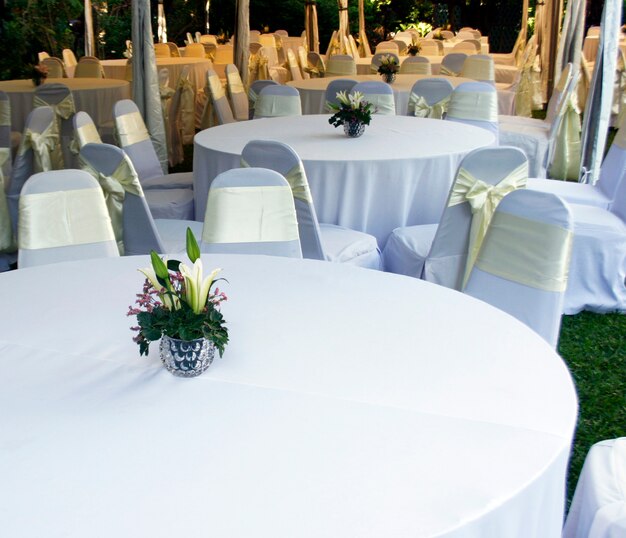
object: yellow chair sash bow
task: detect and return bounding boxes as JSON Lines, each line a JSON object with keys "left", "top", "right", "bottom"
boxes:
{"left": 448, "top": 163, "right": 528, "bottom": 288}
{"left": 20, "top": 126, "right": 58, "bottom": 173}
{"left": 549, "top": 95, "right": 582, "bottom": 180}
{"left": 116, "top": 111, "right": 150, "bottom": 147}
{"left": 81, "top": 158, "right": 143, "bottom": 254}
{"left": 439, "top": 65, "right": 459, "bottom": 77}
{"left": 409, "top": 93, "right": 450, "bottom": 119}
{"left": 33, "top": 94, "right": 76, "bottom": 121}
{"left": 514, "top": 66, "right": 533, "bottom": 117}
{"left": 241, "top": 159, "right": 313, "bottom": 204}
{"left": 447, "top": 89, "right": 498, "bottom": 122}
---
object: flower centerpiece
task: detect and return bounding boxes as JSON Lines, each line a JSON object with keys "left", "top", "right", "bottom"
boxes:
{"left": 432, "top": 29, "right": 444, "bottom": 41}
{"left": 32, "top": 63, "right": 48, "bottom": 86}
{"left": 377, "top": 54, "right": 400, "bottom": 83}
{"left": 407, "top": 42, "right": 421, "bottom": 56}
{"left": 327, "top": 91, "right": 375, "bottom": 138}
{"left": 128, "top": 228, "right": 229, "bottom": 377}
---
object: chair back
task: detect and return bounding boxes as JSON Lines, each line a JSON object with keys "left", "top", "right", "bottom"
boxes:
{"left": 351, "top": 81, "right": 396, "bottom": 115}
{"left": 324, "top": 79, "right": 358, "bottom": 111}
{"left": 407, "top": 78, "right": 454, "bottom": 118}
{"left": 394, "top": 32, "right": 414, "bottom": 45}
{"left": 375, "top": 41, "right": 399, "bottom": 54}
{"left": 38, "top": 51, "right": 50, "bottom": 62}
{"left": 201, "top": 167, "right": 302, "bottom": 258}
{"left": 326, "top": 55, "right": 357, "bottom": 76}
{"left": 184, "top": 43, "right": 206, "bottom": 58}
{"left": 241, "top": 140, "right": 324, "bottom": 260}
{"left": 546, "top": 63, "right": 574, "bottom": 125}
{"left": 165, "top": 66, "right": 194, "bottom": 166}
{"left": 250, "top": 30, "right": 261, "bottom": 43}
{"left": 62, "top": 49, "right": 78, "bottom": 68}
{"left": 154, "top": 42, "right": 171, "bottom": 58}
{"left": 73, "top": 111, "right": 102, "bottom": 150}
{"left": 418, "top": 40, "right": 441, "bottom": 56}
{"left": 275, "top": 29, "right": 288, "bottom": 37}
{"left": 297, "top": 46, "right": 310, "bottom": 79}
{"left": 113, "top": 99, "right": 164, "bottom": 182}
{"left": 254, "top": 85, "right": 302, "bottom": 119}
{"left": 200, "top": 34, "right": 218, "bottom": 45}
{"left": 461, "top": 54, "right": 495, "bottom": 83}
{"left": 424, "top": 146, "right": 528, "bottom": 291}
{"left": 248, "top": 79, "right": 279, "bottom": 119}
{"left": 287, "top": 49, "right": 303, "bottom": 81}
{"left": 166, "top": 42, "right": 181, "bottom": 57}
{"left": 17, "top": 169, "right": 118, "bottom": 268}
{"left": 348, "top": 35, "right": 361, "bottom": 59}
{"left": 214, "top": 45, "right": 234, "bottom": 64}
{"left": 202, "top": 68, "right": 236, "bottom": 127}
{"left": 0, "top": 91, "right": 13, "bottom": 182}
{"left": 185, "top": 32, "right": 194, "bottom": 45}
{"left": 400, "top": 56, "right": 431, "bottom": 74}
{"left": 80, "top": 142, "right": 165, "bottom": 255}
{"left": 440, "top": 30, "right": 455, "bottom": 40}
{"left": 41, "top": 57, "right": 66, "bottom": 78}
{"left": 446, "top": 81, "right": 499, "bottom": 141}
{"left": 587, "top": 26, "right": 601, "bottom": 37}
{"left": 259, "top": 34, "right": 277, "bottom": 48}
{"left": 391, "top": 39, "right": 408, "bottom": 55}
{"left": 440, "top": 53, "right": 467, "bottom": 76}
{"left": 306, "top": 52, "right": 326, "bottom": 78}
{"left": 464, "top": 189, "right": 573, "bottom": 347}
{"left": 225, "top": 64, "right": 249, "bottom": 121}
{"left": 74, "top": 57, "right": 104, "bottom": 78}
{"left": 459, "top": 39, "right": 481, "bottom": 53}
{"left": 370, "top": 52, "right": 400, "bottom": 73}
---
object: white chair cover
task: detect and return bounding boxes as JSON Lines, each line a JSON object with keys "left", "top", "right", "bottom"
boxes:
{"left": 375, "top": 42, "right": 399, "bottom": 54}
{"left": 461, "top": 54, "right": 495, "bottom": 82}
{"left": 563, "top": 438, "right": 626, "bottom": 538}
{"left": 241, "top": 140, "right": 381, "bottom": 269}
{"left": 184, "top": 43, "right": 206, "bottom": 58}
{"left": 383, "top": 147, "right": 528, "bottom": 290}
{"left": 62, "top": 49, "right": 78, "bottom": 68}
{"left": 166, "top": 42, "right": 181, "bottom": 57}
{"left": 287, "top": 49, "right": 303, "bottom": 81}
{"left": 370, "top": 52, "right": 400, "bottom": 73}
{"left": 164, "top": 67, "right": 194, "bottom": 167}
{"left": 0, "top": 91, "right": 14, "bottom": 189}
{"left": 446, "top": 81, "right": 499, "bottom": 141}
{"left": 248, "top": 80, "right": 279, "bottom": 119}
{"left": 253, "top": 85, "right": 302, "bottom": 118}
{"left": 296, "top": 46, "right": 310, "bottom": 79}
{"left": 154, "top": 43, "right": 171, "bottom": 58}
{"left": 0, "top": 92, "right": 14, "bottom": 256}
{"left": 200, "top": 167, "right": 302, "bottom": 258}
{"left": 326, "top": 55, "right": 357, "bottom": 76}
{"left": 464, "top": 189, "right": 573, "bottom": 347}
{"left": 324, "top": 79, "right": 358, "bottom": 111}
{"left": 440, "top": 53, "right": 467, "bottom": 76}
{"left": 17, "top": 169, "right": 119, "bottom": 268}
{"left": 80, "top": 143, "right": 201, "bottom": 255}
{"left": 407, "top": 78, "right": 454, "bottom": 119}
{"left": 226, "top": 64, "right": 249, "bottom": 121}
{"left": 74, "top": 58, "right": 104, "bottom": 78}
{"left": 41, "top": 57, "right": 66, "bottom": 78}
{"left": 72, "top": 111, "right": 102, "bottom": 152}
{"left": 351, "top": 81, "right": 396, "bottom": 115}
{"left": 305, "top": 51, "right": 326, "bottom": 78}
{"left": 399, "top": 56, "right": 431, "bottom": 75}
{"left": 201, "top": 68, "right": 236, "bottom": 127}
{"left": 418, "top": 40, "right": 441, "bottom": 56}
{"left": 452, "top": 42, "right": 478, "bottom": 54}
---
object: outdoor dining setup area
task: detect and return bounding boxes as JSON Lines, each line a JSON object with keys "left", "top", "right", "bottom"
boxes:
{"left": 0, "top": 0, "right": 625, "bottom": 536}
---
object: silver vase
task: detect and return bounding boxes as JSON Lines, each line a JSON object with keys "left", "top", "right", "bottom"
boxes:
{"left": 159, "top": 335, "right": 215, "bottom": 377}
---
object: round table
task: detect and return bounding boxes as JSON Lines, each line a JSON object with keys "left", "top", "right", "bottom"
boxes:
{"left": 0, "top": 77, "right": 130, "bottom": 132}
{"left": 193, "top": 114, "right": 495, "bottom": 246}
{"left": 0, "top": 254, "right": 577, "bottom": 538}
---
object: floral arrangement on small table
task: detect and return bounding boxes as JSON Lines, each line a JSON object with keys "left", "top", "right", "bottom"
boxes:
{"left": 128, "top": 228, "right": 229, "bottom": 377}
{"left": 377, "top": 54, "right": 400, "bottom": 83}
{"left": 327, "top": 91, "right": 375, "bottom": 138}
{"left": 407, "top": 42, "right": 421, "bottom": 56}
{"left": 32, "top": 63, "right": 48, "bottom": 86}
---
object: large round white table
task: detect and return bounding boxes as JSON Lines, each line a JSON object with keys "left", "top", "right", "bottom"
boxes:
{"left": 193, "top": 114, "right": 495, "bottom": 246}
{"left": 0, "top": 254, "right": 577, "bottom": 537}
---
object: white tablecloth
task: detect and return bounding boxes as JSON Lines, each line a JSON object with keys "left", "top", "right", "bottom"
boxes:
{"left": 0, "top": 77, "right": 131, "bottom": 133}
{"left": 0, "top": 254, "right": 577, "bottom": 538}
{"left": 193, "top": 115, "right": 495, "bottom": 246}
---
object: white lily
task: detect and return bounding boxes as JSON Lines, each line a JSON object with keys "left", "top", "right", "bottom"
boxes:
{"left": 138, "top": 266, "right": 180, "bottom": 310}
{"left": 179, "top": 260, "right": 221, "bottom": 314}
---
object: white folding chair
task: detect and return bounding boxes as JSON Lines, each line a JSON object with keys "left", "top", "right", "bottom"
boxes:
{"left": 351, "top": 81, "right": 396, "bottom": 115}
{"left": 241, "top": 140, "right": 381, "bottom": 269}
{"left": 464, "top": 189, "right": 573, "bottom": 347}
{"left": 79, "top": 143, "right": 202, "bottom": 255}
{"left": 440, "top": 53, "right": 467, "bottom": 76}
{"left": 326, "top": 55, "right": 357, "bottom": 76}
{"left": 200, "top": 68, "right": 236, "bottom": 127}
{"left": 253, "top": 85, "right": 302, "bottom": 118}
{"left": 446, "top": 81, "right": 499, "bottom": 141}
{"left": 324, "top": 78, "right": 358, "bottom": 111}
{"left": 399, "top": 56, "right": 431, "bottom": 75}
{"left": 383, "top": 147, "right": 528, "bottom": 290}
{"left": 200, "top": 167, "right": 302, "bottom": 258}
{"left": 407, "top": 78, "right": 454, "bottom": 118}
{"left": 563, "top": 438, "right": 626, "bottom": 538}
{"left": 17, "top": 169, "right": 119, "bottom": 268}
{"left": 225, "top": 64, "right": 249, "bottom": 121}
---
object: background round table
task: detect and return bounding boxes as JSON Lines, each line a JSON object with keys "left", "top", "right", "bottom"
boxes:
{"left": 0, "top": 77, "right": 130, "bottom": 133}
{"left": 0, "top": 254, "right": 577, "bottom": 538}
{"left": 193, "top": 114, "right": 495, "bottom": 246}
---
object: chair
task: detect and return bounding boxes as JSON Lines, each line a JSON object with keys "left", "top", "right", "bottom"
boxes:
{"left": 17, "top": 169, "right": 119, "bottom": 268}
{"left": 460, "top": 54, "right": 495, "bottom": 83}
{"left": 287, "top": 49, "right": 303, "bottom": 81}
{"left": 214, "top": 45, "right": 234, "bottom": 64}
{"left": 200, "top": 167, "right": 302, "bottom": 258}
{"left": 164, "top": 66, "right": 194, "bottom": 167}
{"left": 74, "top": 57, "right": 104, "bottom": 78}
{"left": 154, "top": 42, "right": 171, "bottom": 58}
{"left": 391, "top": 39, "right": 408, "bottom": 56}
{"left": 225, "top": 64, "right": 249, "bottom": 121}
{"left": 399, "top": 56, "right": 431, "bottom": 75}
{"left": 375, "top": 41, "right": 399, "bottom": 55}
{"left": 587, "top": 26, "right": 601, "bottom": 37}
{"left": 407, "top": 78, "right": 454, "bottom": 118}
{"left": 370, "top": 52, "right": 400, "bottom": 73}
{"left": 418, "top": 40, "right": 442, "bottom": 56}
{"left": 199, "top": 35, "right": 218, "bottom": 45}
{"left": 326, "top": 55, "right": 357, "bottom": 77}
{"left": 62, "top": 49, "right": 78, "bottom": 76}
{"left": 79, "top": 143, "right": 202, "bottom": 255}
{"left": 253, "top": 85, "right": 302, "bottom": 119}
{"left": 491, "top": 30, "right": 525, "bottom": 67}
{"left": 41, "top": 57, "right": 66, "bottom": 78}
{"left": 306, "top": 52, "right": 326, "bottom": 78}
{"left": 33, "top": 82, "right": 76, "bottom": 168}
{"left": 73, "top": 111, "right": 102, "bottom": 151}
{"left": 0, "top": 91, "right": 17, "bottom": 183}
{"left": 201, "top": 68, "right": 236, "bottom": 127}
{"left": 446, "top": 82, "right": 499, "bottom": 141}
{"left": 166, "top": 42, "right": 181, "bottom": 57}
{"left": 351, "top": 81, "right": 396, "bottom": 115}
{"left": 383, "top": 147, "right": 528, "bottom": 290}
{"left": 249, "top": 30, "right": 261, "bottom": 42}
{"left": 528, "top": 116, "right": 626, "bottom": 209}
{"left": 464, "top": 189, "right": 572, "bottom": 347}
{"left": 113, "top": 99, "right": 195, "bottom": 217}
{"left": 241, "top": 140, "right": 381, "bottom": 268}
{"left": 563, "top": 438, "right": 626, "bottom": 538}
{"left": 248, "top": 79, "right": 279, "bottom": 119}
{"left": 38, "top": 51, "right": 50, "bottom": 63}
{"left": 0, "top": 93, "right": 16, "bottom": 268}
{"left": 184, "top": 43, "right": 206, "bottom": 58}
{"left": 455, "top": 40, "right": 480, "bottom": 53}
{"left": 440, "top": 53, "right": 467, "bottom": 76}
{"left": 324, "top": 79, "right": 358, "bottom": 111}
{"left": 440, "top": 30, "right": 455, "bottom": 40}
{"left": 274, "top": 29, "right": 288, "bottom": 37}
{"left": 185, "top": 32, "right": 194, "bottom": 45}
{"left": 296, "top": 46, "right": 310, "bottom": 79}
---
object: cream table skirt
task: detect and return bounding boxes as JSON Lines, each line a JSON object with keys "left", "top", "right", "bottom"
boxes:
{"left": 0, "top": 254, "right": 577, "bottom": 538}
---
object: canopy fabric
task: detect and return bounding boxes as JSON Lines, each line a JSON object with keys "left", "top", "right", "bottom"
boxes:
{"left": 132, "top": 0, "right": 168, "bottom": 173}
{"left": 305, "top": 0, "right": 320, "bottom": 53}
{"left": 84, "top": 0, "right": 95, "bottom": 57}
{"left": 234, "top": 0, "right": 250, "bottom": 86}
{"left": 157, "top": 1, "right": 167, "bottom": 44}
{"left": 580, "top": 0, "right": 623, "bottom": 183}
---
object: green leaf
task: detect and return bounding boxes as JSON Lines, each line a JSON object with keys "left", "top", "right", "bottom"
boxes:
{"left": 151, "top": 250, "right": 170, "bottom": 288}
{"left": 167, "top": 259, "right": 182, "bottom": 272}
{"left": 186, "top": 227, "right": 201, "bottom": 263}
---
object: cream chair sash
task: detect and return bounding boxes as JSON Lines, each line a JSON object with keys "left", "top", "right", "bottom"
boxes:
{"left": 203, "top": 185, "right": 299, "bottom": 244}
{"left": 74, "top": 122, "right": 101, "bottom": 150}
{"left": 462, "top": 57, "right": 494, "bottom": 82}
{"left": 366, "top": 93, "right": 396, "bottom": 115}
{"left": 475, "top": 212, "right": 572, "bottom": 292}
{"left": 20, "top": 126, "right": 58, "bottom": 173}
{"left": 514, "top": 66, "right": 533, "bottom": 117}
{"left": 33, "top": 94, "right": 76, "bottom": 121}
{"left": 179, "top": 77, "right": 195, "bottom": 145}
{"left": 327, "top": 59, "right": 355, "bottom": 75}
{"left": 18, "top": 188, "right": 115, "bottom": 250}
{"left": 447, "top": 89, "right": 498, "bottom": 122}
{"left": 81, "top": 158, "right": 143, "bottom": 254}
{"left": 408, "top": 93, "right": 450, "bottom": 119}
{"left": 241, "top": 159, "right": 313, "bottom": 203}
{"left": 549, "top": 94, "right": 581, "bottom": 180}
{"left": 227, "top": 71, "right": 246, "bottom": 96}
{"left": 116, "top": 111, "right": 150, "bottom": 147}
{"left": 439, "top": 65, "right": 459, "bottom": 77}
{"left": 448, "top": 163, "right": 528, "bottom": 288}
{"left": 255, "top": 95, "right": 301, "bottom": 117}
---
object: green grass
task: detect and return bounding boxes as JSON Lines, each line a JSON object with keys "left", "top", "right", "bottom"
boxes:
{"left": 559, "top": 312, "right": 626, "bottom": 505}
